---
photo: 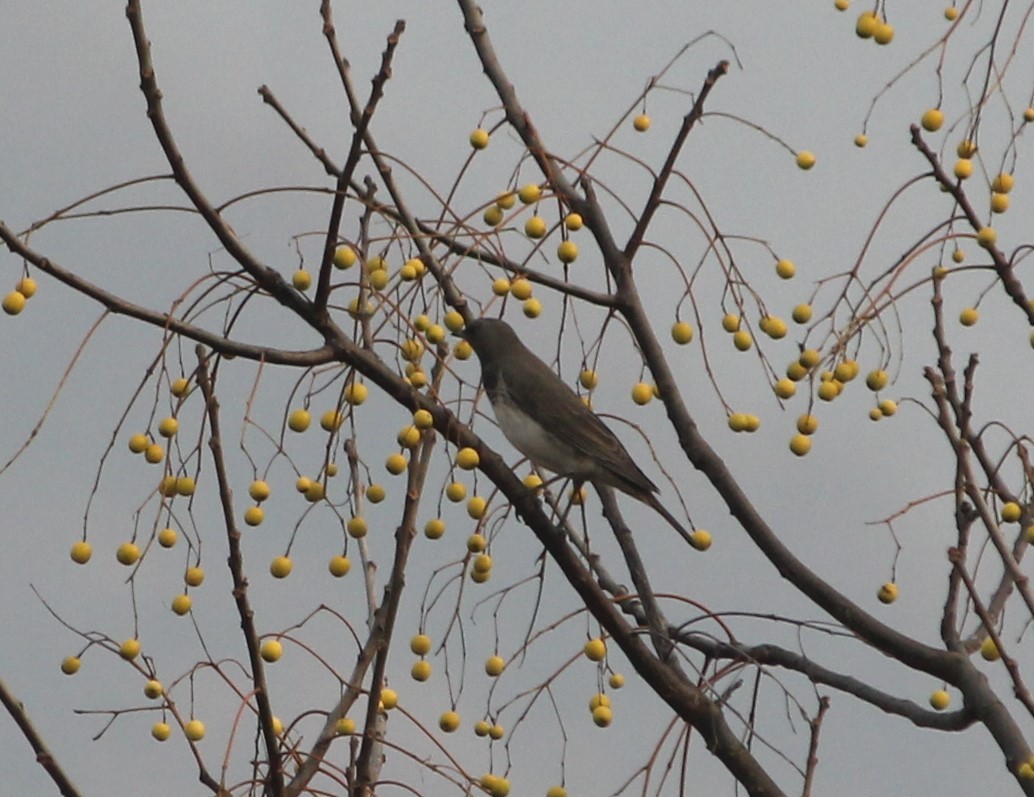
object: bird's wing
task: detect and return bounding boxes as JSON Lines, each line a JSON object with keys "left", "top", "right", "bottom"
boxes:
{"left": 503, "top": 349, "right": 659, "bottom": 495}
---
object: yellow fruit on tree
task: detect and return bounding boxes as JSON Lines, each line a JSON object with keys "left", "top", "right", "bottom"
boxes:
{"left": 633, "top": 114, "right": 651, "bottom": 132}
{"left": 796, "top": 151, "right": 816, "bottom": 170}
{"left": 171, "top": 594, "right": 192, "bottom": 615}
{"left": 855, "top": 9, "right": 878, "bottom": 37}
{"left": 671, "top": 321, "right": 694, "bottom": 344}
{"left": 1001, "top": 502, "right": 1022, "bottom": 523}
{"left": 789, "top": 434, "right": 812, "bottom": 456}
{"left": 469, "top": 128, "right": 490, "bottom": 149}
{"left": 776, "top": 259, "right": 796, "bottom": 279}
{"left": 260, "top": 639, "right": 283, "bottom": 662}
{"left": 116, "top": 542, "right": 141, "bottom": 566}
{"left": 921, "top": 109, "right": 944, "bottom": 132}
{"left": 424, "top": 518, "right": 446, "bottom": 539}
{"left": 929, "top": 689, "right": 950, "bottom": 711}
{"left": 517, "top": 184, "right": 542, "bottom": 204}
{"left": 456, "top": 447, "right": 480, "bottom": 470}
{"left": 70, "top": 541, "right": 92, "bottom": 564}
{"left": 2, "top": 291, "right": 26, "bottom": 315}
{"left": 184, "top": 720, "right": 206, "bottom": 741}
{"left": 411, "top": 660, "right": 432, "bottom": 681}
{"left": 524, "top": 216, "right": 547, "bottom": 239}
{"left": 485, "top": 655, "right": 505, "bottom": 676}
{"left": 584, "top": 638, "right": 606, "bottom": 661}
{"left": 287, "top": 408, "right": 311, "bottom": 432}
{"left": 439, "top": 710, "right": 461, "bottom": 732}
{"left": 877, "top": 582, "right": 899, "bottom": 604}
{"left": 119, "top": 638, "right": 141, "bottom": 660}
{"left": 128, "top": 433, "right": 149, "bottom": 453}
{"left": 270, "top": 556, "right": 293, "bottom": 579}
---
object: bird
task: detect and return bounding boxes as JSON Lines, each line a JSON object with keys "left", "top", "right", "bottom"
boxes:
{"left": 456, "top": 317, "right": 698, "bottom": 547}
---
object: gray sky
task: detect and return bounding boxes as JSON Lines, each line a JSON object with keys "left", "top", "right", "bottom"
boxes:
{"left": 2, "top": 3, "right": 1031, "bottom": 795}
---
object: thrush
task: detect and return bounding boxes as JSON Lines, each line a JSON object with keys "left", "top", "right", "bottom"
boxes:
{"left": 457, "top": 318, "right": 695, "bottom": 545}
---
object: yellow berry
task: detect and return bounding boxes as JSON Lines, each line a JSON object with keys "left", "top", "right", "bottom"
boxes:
{"left": 379, "top": 687, "right": 399, "bottom": 710}
{"left": 565, "top": 212, "right": 583, "bottom": 231}
{"left": 866, "top": 370, "right": 889, "bottom": 391}
{"left": 292, "top": 269, "right": 312, "bottom": 291}
{"left": 774, "top": 378, "right": 797, "bottom": 399}
{"left": 491, "top": 277, "right": 511, "bottom": 296}
{"left": 690, "top": 529, "right": 712, "bottom": 551}
{"left": 733, "top": 330, "right": 753, "bottom": 351}
{"left": 157, "top": 528, "right": 177, "bottom": 548}
{"left": 921, "top": 109, "right": 944, "bottom": 132}
{"left": 2, "top": 291, "right": 26, "bottom": 315}
{"left": 70, "top": 541, "right": 93, "bottom": 564}
{"left": 485, "top": 655, "right": 505, "bottom": 676}
{"left": 776, "top": 259, "right": 796, "bottom": 279}
{"left": 466, "top": 533, "right": 487, "bottom": 553}
{"left": 456, "top": 447, "right": 480, "bottom": 470}
{"left": 523, "top": 298, "right": 542, "bottom": 318}
{"left": 874, "top": 20, "right": 894, "bottom": 44}
{"left": 270, "top": 556, "right": 293, "bottom": 579}
{"left": 878, "top": 399, "right": 898, "bottom": 416}
{"left": 446, "top": 482, "right": 467, "bottom": 502}
{"left": 584, "top": 638, "right": 606, "bottom": 661}
{"left": 467, "top": 496, "right": 487, "bottom": 519}
{"left": 525, "top": 216, "right": 547, "bottom": 239}
{"left": 789, "top": 434, "right": 812, "bottom": 456}
{"left": 347, "top": 516, "right": 368, "bottom": 539}
{"left": 411, "top": 660, "right": 432, "bottom": 681}
{"left": 497, "top": 191, "right": 517, "bottom": 210}
{"left": 945, "top": 6, "right": 959, "bottom": 20}
{"left": 592, "top": 705, "right": 613, "bottom": 727}
{"left": 721, "top": 313, "right": 740, "bottom": 332}
{"left": 877, "top": 582, "right": 899, "bottom": 604}
{"left": 518, "top": 184, "right": 542, "bottom": 204}
{"left": 158, "top": 416, "right": 179, "bottom": 438}
{"left": 483, "top": 205, "right": 504, "bottom": 226}
{"left": 469, "top": 128, "right": 490, "bottom": 149}
{"left": 184, "top": 719, "right": 206, "bottom": 741}
{"left": 260, "top": 639, "right": 284, "bottom": 662}
{"left": 171, "top": 594, "right": 192, "bottom": 615}
{"left": 954, "top": 159, "right": 973, "bottom": 179}
{"left": 959, "top": 307, "right": 979, "bottom": 326}
{"left": 792, "top": 304, "right": 813, "bottom": 324}
{"left": 288, "top": 408, "right": 311, "bottom": 432}
{"left": 336, "top": 717, "right": 356, "bottom": 735}
{"left": 796, "top": 151, "right": 816, "bottom": 170}
{"left": 1001, "top": 502, "right": 1022, "bottom": 523}
{"left": 633, "top": 114, "right": 651, "bottom": 132}
{"left": 980, "top": 637, "right": 1000, "bottom": 661}
{"left": 977, "top": 227, "right": 997, "bottom": 249}
{"left": 557, "top": 240, "right": 579, "bottom": 263}
{"left": 990, "top": 192, "right": 1009, "bottom": 214}
{"left": 16, "top": 277, "right": 37, "bottom": 298}
{"left": 333, "top": 246, "right": 357, "bottom": 269}
{"left": 856, "top": 9, "right": 878, "bottom": 37}
{"left": 854, "top": 133, "right": 868, "bottom": 147}
{"left": 343, "top": 382, "right": 367, "bottom": 406}
{"left": 929, "top": 689, "right": 950, "bottom": 710}
{"left": 671, "top": 320, "right": 694, "bottom": 344}
{"left": 631, "top": 382, "right": 653, "bottom": 405}
{"left": 116, "top": 542, "right": 141, "bottom": 566}
{"left": 329, "top": 555, "right": 351, "bottom": 577}
{"left": 119, "top": 638, "right": 141, "bottom": 660}
{"left": 580, "top": 369, "right": 599, "bottom": 389}
{"left": 992, "top": 172, "right": 1015, "bottom": 193}
{"left": 424, "top": 518, "right": 446, "bottom": 539}
{"left": 510, "top": 278, "right": 533, "bottom": 300}
{"left": 184, "top": 566, "right": 204, "bottom": 587}
{"left": 386, "top": 453, "right": 408, "bottom": 475}
{"left": 244, "top": 506, "right": 265, "bottom": 526}
{"left": 410, "top": 634, "right": 432, "bottom": 655}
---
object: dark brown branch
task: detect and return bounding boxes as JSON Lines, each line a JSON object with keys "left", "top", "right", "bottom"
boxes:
{"left": 0, "top": 678, "right": 84, "bottom": 797}
{"left": 194, "top": 348, "right": 284, "bottom": 796}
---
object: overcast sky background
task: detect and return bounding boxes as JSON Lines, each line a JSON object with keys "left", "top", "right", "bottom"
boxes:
{"left": 2, "top": 3, "right": 1033, "bottom": 796}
